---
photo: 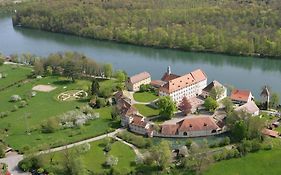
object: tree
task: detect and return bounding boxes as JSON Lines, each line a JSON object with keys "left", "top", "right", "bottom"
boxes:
{"left": 111, "top": 106, "right": 118, "bottom": 120}
{"left": 247, "top": 117, "right": 265, "bottom": 140}
{"left": 0, "top": 58, "right": 4, "bottom": 66}
{"left": 63, "top": 60, "right": 79, "bottom": 82}
{"left": 91, "top": 79, "right": 100, "bottom": 95}
{"left": 41, "top": 118, "right": 60, "bottom": 133}
{"left": 157, "top": 96, "right": 177, "bottom": 119}
{"left": 183, "top": 140, "right": 213, "bottom": 174}
{"left": 203, "top": 97, "right": 218, "bottom": 112}
{"left": 139, "top": 84, "right": 152, "bottom": 92}
{"left": 226, "top": 110, "right": 263, "bottom": 142}
{"left": 149, "top": 141, "right": 172, "bottom": 170}
{"left": 179, "top": 97, "right": 192, "bottom": 115}
{"left": 115, "top": 70, "right": 125, "bottom": 82}
{"left": 209, "top": 86, "right": 225, "bottom": 100}
{"left": 61, "top": 149, "right": 86, "bottom": 175}
{"left": 33, "top": 59, "right": 44, "bottom": 75}
{"left": 103, "top": 63, "right": 113, "bottom": 78}
{"left": 222, "top": 97, "right": 234, "bottom": 114}
{"left": 232, "top": 120, "right": 247, "bottom": 142}
{"left": 270, "top": 93, "right": 280, "bottom": 109}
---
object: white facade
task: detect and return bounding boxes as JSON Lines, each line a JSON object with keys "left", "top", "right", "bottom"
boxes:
{"left": 129, "top": 123, "right": 150, "bottom": 135}
{"left": 159, "top": 79, "right": 207, "bottom": 104}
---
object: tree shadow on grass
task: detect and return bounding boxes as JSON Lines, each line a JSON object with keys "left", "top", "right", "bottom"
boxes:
{"left": 52, "top": 80, "right": 73, "bottom": 85}
{"left": 151, "top": 115, "right": 168, "bottom": 123}
{"left": 108, "top": 119, "right": 121, "bottom": 129}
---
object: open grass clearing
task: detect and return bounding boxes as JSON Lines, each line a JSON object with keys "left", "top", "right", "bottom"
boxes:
{"left": 0, "top": 75, "right": 120, "bottom": 152}
{"left": 0, "top": 64, "right": 32, "bottom": 89}
{"left": 133, "top": 91, "right": 158, "bottom": 103}
{"left": 42, "top": 139, "right": 136, "bottom": 174}
{"left": 134, "top": 104, "right": 159, "bottom": 117}
{"left": 204, "top": 148, "right": 281, "bottom": 175}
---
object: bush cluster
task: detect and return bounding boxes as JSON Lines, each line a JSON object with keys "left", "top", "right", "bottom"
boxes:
{"left": 117, "top": 131, "right": 152, "bottom": 148}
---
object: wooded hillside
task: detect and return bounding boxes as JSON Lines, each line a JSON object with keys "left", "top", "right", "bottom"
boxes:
{"left": 12, "top": 0, "right": 281, "bottom": 57}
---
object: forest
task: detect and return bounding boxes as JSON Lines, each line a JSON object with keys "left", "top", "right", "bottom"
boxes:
{"left": 11, "top": 0, "right": 281, "bottom": 57}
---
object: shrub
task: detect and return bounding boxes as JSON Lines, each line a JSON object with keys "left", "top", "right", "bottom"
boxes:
{"left": 105, "top": 155, "right": 118, "bottom": 167}
{"left": 263, "top": 142, "right": 273, "bottom": 150}
{"left": 0, "top": 111, "right": 9, "bottom": 118}
{"left": 213, "top": 148, "right": 240, "bottom": 161}
{"left": 219, "top": 137, "right": 231, "bottom": 147}
{"left": 185, "top": 139, "right": 193, "bottom": 149}
{"left": 99, "top": 87, "right": 113, "bottom": 98}
{"left": 251, "top": 139, "right": 262, "bottom": 152}
{"left": 96, "top": 98, "right": 107, "bottom": 108}
{"left": 77, "top": 143, "right": 91, "bottom": 154}
{"left": 117, "top": 131, "right": 151, "bottom": 148}
{"left": 0, "top": 144, "right": 5, "bottom": 158}
{"left": 238, "top": 139, "right": 262, "bottom": 155}
{"left": 37, "top": 168, "right": 44, "bottom": 173}
{"left": 10, "top": 95, "right": 21, "bottom": 102}
{"left": 41, "top": 118, "right": 60, "bottom": 133}
{"left": 18, "top": 155, "right": 44, "bottom": 172}
{"left": 19, "top": 100, "right": 28, "bottom": 108}
{"left": 140, "top": 84, "right": 153, "bottom": 92}
{"left": 11, "top": 105, "right": 18, "bottom": 112}
{"left": 0, "top": 58, "right": 4, "bottom": 65}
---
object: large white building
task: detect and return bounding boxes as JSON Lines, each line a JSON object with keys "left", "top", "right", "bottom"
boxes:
{"left": 159, "top": 67, "right": 207, "bottom": 104}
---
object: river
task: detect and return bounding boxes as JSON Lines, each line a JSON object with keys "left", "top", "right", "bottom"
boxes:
{"left": 0, "top": 16, "right": 281, "bottom": 98}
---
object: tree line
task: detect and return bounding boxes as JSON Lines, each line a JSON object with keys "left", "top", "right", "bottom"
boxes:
{"left": 11, "top": 0, "right": 281, "bottom": 58}
{"left": 6, "top": 51, "right": 114, "bottom": 82}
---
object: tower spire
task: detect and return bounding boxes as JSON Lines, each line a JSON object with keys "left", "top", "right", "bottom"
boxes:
{"left": 167, "top": 66, "right": 171, "bottom": 75}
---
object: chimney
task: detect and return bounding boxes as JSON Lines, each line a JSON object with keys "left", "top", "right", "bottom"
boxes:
{"left": 167, "top": 66, "right": 171, "bottom": 75}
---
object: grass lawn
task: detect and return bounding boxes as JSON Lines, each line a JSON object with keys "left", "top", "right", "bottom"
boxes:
{"left": 0, "top": 64, "right": 32, "bottom": 89}
{"left": 274, "top": 126, "right": 281, "bottom": 133}
{"left": 43, "top": 139, "right": 136, "bottom": 174}
{"left": 134, "top": 104, "right": 159, "bottom": 117}
{"left": 204, "top": 148, "right": 281, "bottom": 175}
{"left": 133, "top": 91, "right": 158, "bottom": 103}
{"left": 0, "top": 75, "right": 120, "bottom": 152}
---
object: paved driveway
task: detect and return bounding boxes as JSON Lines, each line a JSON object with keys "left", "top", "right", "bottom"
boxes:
{"left": 0, "top": 152, "right": 29, "bottom": 175}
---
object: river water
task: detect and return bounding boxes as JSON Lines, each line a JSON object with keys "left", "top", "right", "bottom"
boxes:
{"left": 0, "top": 16, "right": 281, "bottom": 98}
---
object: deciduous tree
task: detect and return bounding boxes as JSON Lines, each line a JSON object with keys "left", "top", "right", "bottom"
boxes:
{"left": 158, "top": 96, "right": 177, "bottom": 119}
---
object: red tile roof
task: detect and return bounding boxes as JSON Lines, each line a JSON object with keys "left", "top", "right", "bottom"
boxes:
{"left": 117, "top": 98, "right": 137, "bottom": 116}
{"left": 230, "top": 89, "right": 252, "bottom": 102}
{"left": 131, "top": 115, "right": 148, "bottom": 128}
{"left": 128, "top": 72, "right": 151, "bottom": 84}
{"left": 177, "top": 116, "right": 219, "bottom": 132}
{"left": 161, "top": 124, "right": 179, "bottom": 135}
{"left": 159, "top": 69, "right": 207, "bottom": 93}
{"left": 161, "top": 72, "right": 180, "bottom": 82}
{"left": 150, "top": 80, "right": 166, "bottom": 88}
{"left": 262, "top": 128, "right": 279, "bottom": 138}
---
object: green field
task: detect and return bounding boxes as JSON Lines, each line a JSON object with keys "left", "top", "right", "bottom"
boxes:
{"left": 0, "top": 64, "right": 32, "bottom": 89}
{"left": 204, "top": 148, "right": 281, "bottom": 175}
{"left": 43, "top": 139, "right": 136, "bottom": 174}
{"left": 134, "top": 104, "right": 159, "bottom": 117}
{"left": 0, "top": 67, "right": 120, "bottom": 152}
{"left": 133, "top": 91, "right": 158, "bottom": 103}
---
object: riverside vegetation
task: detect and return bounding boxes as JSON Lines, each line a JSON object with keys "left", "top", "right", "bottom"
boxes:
{"left": 11, "top": 0, "right": 281, "bottom": 58}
